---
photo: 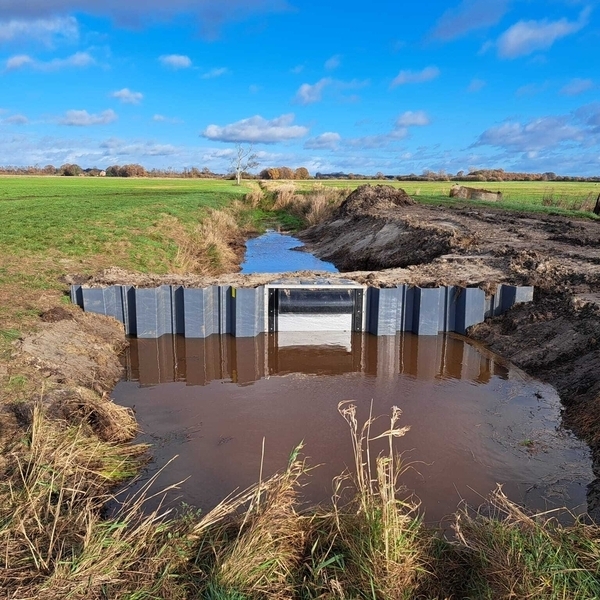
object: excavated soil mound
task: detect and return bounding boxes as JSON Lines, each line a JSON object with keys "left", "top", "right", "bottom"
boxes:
{"left": 335, "top": 184, "right": 414, "bottom": 217}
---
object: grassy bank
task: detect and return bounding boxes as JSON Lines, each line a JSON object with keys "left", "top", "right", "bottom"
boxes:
{"left": 0, "top": 177, "right": 270, "bottom": 340}
{"left": 1, "top": 176, "right": 600, "bottom": 598}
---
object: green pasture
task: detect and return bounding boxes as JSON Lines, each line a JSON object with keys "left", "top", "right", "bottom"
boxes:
{"left": 296, "top": 179, "right": 600, "bottom": 216}
{"left": 0, "top": 177, "right": 252, "bottom": 271}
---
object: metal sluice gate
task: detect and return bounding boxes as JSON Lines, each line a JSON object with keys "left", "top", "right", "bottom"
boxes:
{"left": 71, "top": 278, "right": 534, "bottom": 339}
{"left": 268, "top": 285, "right": 365, "bottom": 334}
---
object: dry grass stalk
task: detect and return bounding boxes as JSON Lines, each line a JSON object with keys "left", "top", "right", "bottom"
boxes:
{"left": 58, "top": 385, "right": 138, "bottom": 443}
{"left": 156, "top": 208, "right": 242, "bottom": 275}
{"left": 542, "top": 189, "right": 598, "bottom": 212}
{"left": 0, "top": 404, "right": 153, "bottom": 597}
{"left": 453, "top": 487, "right": 600, "bottom": 599}
{"left": 267, "top": 183, "right": 349, "bottom": 227}
{"left": 243, "top": 181, "right": 266, "bottom": 208}
{"left": 189, "top": 445, "right": 308, "bottom": 598}
{"left": 332, "top": 401, "right": 425, "bottom": 598}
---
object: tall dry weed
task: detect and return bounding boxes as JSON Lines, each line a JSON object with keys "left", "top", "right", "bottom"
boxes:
{"left": 156, "top": 208, "right": 242, "bottom": 275}
{"left": 267, "top": 182, "right": 349, "bottom": 227}
{"left": 189, "top": 445, "right": 308, "bottom": 598}
{"left": 542, "top": 189, "right": 598, "bottom": 212}
{"left": 331, "top": 402, "right": 426, "bottom": 598}
{"left": 0, "top": 404, "right": 155, "bottom": 598}
{"left": 243, "top": 181, "right": 265, "bottom": 208}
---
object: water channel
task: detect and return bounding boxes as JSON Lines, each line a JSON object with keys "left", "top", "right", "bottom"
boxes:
{"left": 241, "top": 230, "right": 337, "bottom": 273}
{"left": 112, "top": 232, "right": 594, "bottom": 523}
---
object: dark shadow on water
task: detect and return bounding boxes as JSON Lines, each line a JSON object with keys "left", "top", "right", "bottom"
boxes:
{"left": 113, "top": 333, "right": 594, "bottom": 524}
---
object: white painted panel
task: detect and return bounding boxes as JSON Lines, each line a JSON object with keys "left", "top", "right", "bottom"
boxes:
{"left": 277, "top": 313, "right": 352, "bottom": 333}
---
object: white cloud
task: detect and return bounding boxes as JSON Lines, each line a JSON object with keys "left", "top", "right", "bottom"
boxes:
{"left": 431, "top": 0, "right": 510, "bottom": 41}
{"left": 5, "top": 114, "right": 28, "bottom": 124}
{"left": 0, "top": 16, "right": 79, "bottom": 46}
{"left": 202, "top": 113, "right": 309, "bottom": 143}
{"left": 159, "top": 54, "right": 192, "bottom": 69}
{"left": 561, "top": 78, "right": 593, "bottom": 96}
{"left": 324, "top": 54, "right": 341, "bottom": 70}
{"left": 5, "top": 54, "right": 34, "bottom": 70}
{"left": 391, "top": 66, "right": 440, "bottom": 87}
{"left": 292, "top": 77, "right": 368, "bottom": 105}
{"left": 100, "top": 137, "right": 178, "bottom": 157}
{"left": 111, "top": 88, "right": 143, "bottom": 104}
{"left": 249, "top": 84, "right": 260, "bottom": 93}
{"left": 474, "top": 116, "right": 585, "bottom": 152}
{"left": 290, "top": 64, "right": 304, "bottom": 74}
{"left": 516, "top": 81, "right": 549, "bottom": 97}
{"left": 468, "top": 78, "right": 486, "bottom": 92}
{"left": 396, "top": 110, "right": 430, "bottom": 127}
{"left": 575, "top": 103, "right": 600, "bottom": 132}
{"left": 201, "top": 67, "right": 229, "bottom": 79}
{"left": 497, "top": 9, "right": 590, "bottom": 58}
{"left": 5, "top": 51, "right": 94, "bottom": 72}
{"left": 304, "top": 132, "right": 341, "bottom": 150}
{"left": 152, "top": 114, "right": 183, "bottom": 124}
{"left": 59, "top": 109, "right": 118, "bottom": 126}
{"left": 294, "top": 78, "right": 332, "bottom": 104}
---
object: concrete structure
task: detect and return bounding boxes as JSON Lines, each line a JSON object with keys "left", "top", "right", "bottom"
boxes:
{"left": 71, "top": 280, "right": 533, "bottom": 338}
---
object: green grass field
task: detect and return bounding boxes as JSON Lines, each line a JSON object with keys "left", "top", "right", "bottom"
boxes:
{"left": 296, "top": 178, "right": 600, "bottom": 216}
{"left": 0, "top": 177, "right": 248, "bottom": 265}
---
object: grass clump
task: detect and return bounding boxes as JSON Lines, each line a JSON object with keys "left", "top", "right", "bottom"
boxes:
{"left": 452, "top": 489, "right": 600, "bottom": 599}
{"left": 263, "top": 182, "right": 350, "bottom": 229}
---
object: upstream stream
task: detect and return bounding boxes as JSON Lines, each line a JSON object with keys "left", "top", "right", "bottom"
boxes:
{"left": 113, "top": 232, "right": 594, "bottom": 523}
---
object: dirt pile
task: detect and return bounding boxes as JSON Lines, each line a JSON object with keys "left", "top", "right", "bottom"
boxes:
{"left": 0, "top": 305, "right": 135, "bottom": 452}
{"left": 335, "top": 184, "right": 414, "bottom": 217}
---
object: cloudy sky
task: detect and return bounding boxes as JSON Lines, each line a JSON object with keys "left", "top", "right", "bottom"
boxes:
{"left": 0, "top": 0, "right": 599, "bottom": 175}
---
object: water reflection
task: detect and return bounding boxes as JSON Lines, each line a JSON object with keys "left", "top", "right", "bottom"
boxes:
{"left": 114, "top": 333, "right": 593, "bottom": 523}
{"left": 123, "top": 332, "right": 510, "bottom": 387}
{"left": 241, "top": 230, "right": 338, "bottom": 274}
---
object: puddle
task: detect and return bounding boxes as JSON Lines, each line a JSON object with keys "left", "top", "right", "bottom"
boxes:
{"left": 113, "top": 333, "right": 593, "bottom": 523}
{"left": 241, "top": 230, "right": 337, "bottom": 273}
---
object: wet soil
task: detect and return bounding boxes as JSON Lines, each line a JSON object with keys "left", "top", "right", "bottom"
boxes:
{"left": 113, "top": 333, "right": 592, "bottom": 524}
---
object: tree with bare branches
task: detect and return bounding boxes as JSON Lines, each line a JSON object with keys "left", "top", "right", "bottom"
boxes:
{"left": 230, "top": 143, "right": 259, "bottom": 185}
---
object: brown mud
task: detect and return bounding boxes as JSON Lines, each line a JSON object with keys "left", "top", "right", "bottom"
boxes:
{"left": 0, "top": 305, "right": 137, "bottom": 467}
{"left": 5, "top": 184, "right": 600, "bottom": 517}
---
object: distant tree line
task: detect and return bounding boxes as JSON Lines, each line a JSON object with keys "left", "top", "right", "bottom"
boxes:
{"left": 0, "top": 164, "right": 598, "bottom": 182}
{"left": 0, "top": 164, "right": 219, "bottom": 178}
{"left": 258, "top": 167, "right": 310, "bottom": 180}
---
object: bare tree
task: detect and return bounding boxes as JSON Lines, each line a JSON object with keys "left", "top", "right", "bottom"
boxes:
{"left": 230, "top": 143, "right": 259, "bottom": 185}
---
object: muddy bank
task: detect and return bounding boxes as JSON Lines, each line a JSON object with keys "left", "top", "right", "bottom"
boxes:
{"left": 0, "top": 305, "right": 138, "bottom": 462}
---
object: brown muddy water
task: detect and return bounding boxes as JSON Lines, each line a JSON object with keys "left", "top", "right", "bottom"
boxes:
{"left": 113, "top": 332, "right": 594, "bottom": 524}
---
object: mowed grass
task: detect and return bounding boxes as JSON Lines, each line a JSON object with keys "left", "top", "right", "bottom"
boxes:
{"left": 0, "top": 176, "right": 254, "bottom": 336}
{"left": 0, "top": 177, "right": 248, "bottom": 264}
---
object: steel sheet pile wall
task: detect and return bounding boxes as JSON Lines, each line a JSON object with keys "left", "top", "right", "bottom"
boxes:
{"left": 71, "top": 283, "right": 533, "bottom": 338}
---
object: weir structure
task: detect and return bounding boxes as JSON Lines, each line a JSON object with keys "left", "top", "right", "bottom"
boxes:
{"left": 71, "top": 279, "right": 533, "bottom": 338}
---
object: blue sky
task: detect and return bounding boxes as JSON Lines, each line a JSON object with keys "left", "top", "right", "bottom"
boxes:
{"left": 0, "top": 0, "right": 599, "bottom": 176}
